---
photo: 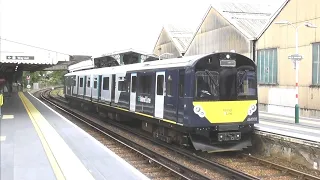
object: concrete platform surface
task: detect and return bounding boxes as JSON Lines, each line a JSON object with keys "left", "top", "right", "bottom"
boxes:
{"left": 257, "top": 111, "right": 320, "bottom": 142}
{"left": 0, "top": 92, "right": 150, "bottom": 180}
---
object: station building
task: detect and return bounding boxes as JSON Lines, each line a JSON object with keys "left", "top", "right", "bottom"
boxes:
{"left": 153, "top": 24, "right": 194, "bottom": 59}
{"left": 154, "top": 0, "right": 320, "bottom": 117}
{"left": 255, "top": 0, "right": 320, "bottom": 117}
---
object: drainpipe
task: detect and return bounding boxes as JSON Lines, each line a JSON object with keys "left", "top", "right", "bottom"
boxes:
{"left": 252, "top": 39, "right": 257, "bottom": 62}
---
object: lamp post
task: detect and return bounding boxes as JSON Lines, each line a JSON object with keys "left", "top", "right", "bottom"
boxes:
{"left": 275, "top": 20, "right": 317, "bottom": 123}
{"left": 158, "top": 53, "right": 173, "bottom": 60}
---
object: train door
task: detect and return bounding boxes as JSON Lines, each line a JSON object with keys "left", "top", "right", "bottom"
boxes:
{"left": 177, "top": 70, "right": 185, "bottom": 123}
{"left": 129, "top": 73, "right": 137, "bottom": 111}
{"left": 163, "top": 70, "right": 178, "bottom": 121}
{"left": 72, "top": 76, "right": 77, "bottom": 96}
{"left": 78, "top": 76, "right": 85, "bottom": 97}
{"left": 101, "top": 75, "right": 111, "bottom": 102}
{"left": 98, "top": 75, "right": 102, "bottom": 101}
{"left": 85, "top": 75, "right": 91, "bottom": 99}
{"left": 111, "top": 74, "right": 116, "bottom": 103}
{"left": 73, "top": 76, "right": 78, "bottom": 96}
{"left": 66, "top": 76, "right": 72, "bottom": 95}
{"left": 92, "top": 75, "right": 98, "bottom": 100}
{"left": 155, "top": 71, "right": 165, "bottom": 118}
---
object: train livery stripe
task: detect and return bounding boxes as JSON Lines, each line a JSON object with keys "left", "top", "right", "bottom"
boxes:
{"left": 162, "top": 119, "right": 177, "bottom": 124}
{"left": 193, "top": 100, "right": 258, "bottom": 123}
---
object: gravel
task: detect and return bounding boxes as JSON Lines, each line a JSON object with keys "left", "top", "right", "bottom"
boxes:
{"left": 45, "top": 92, "right": 319, "bottom": 180}
{"left": 256, "top": 155, "right": 320, "bottom": 178}
{"left": 42, "top": 97, "right": 222, "bottom": 179}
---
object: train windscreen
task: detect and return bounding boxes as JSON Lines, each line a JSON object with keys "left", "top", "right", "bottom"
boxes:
{"left": 194, "top": 53, "right": 257, "bottom": 101}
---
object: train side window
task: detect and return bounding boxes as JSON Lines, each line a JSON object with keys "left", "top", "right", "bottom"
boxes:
{"left": 179, "top": 72, "right": 184, "bottom": 97}
{"left": 73, "top": 80, "right": 76, "bottom": 86}
{"left": 79, "top": 78, "right": 83, "bottom": 87}
{"left": 166, "top": 76, "right": 172, "bottom": 96}
{"left": 94, "top": 78, "right": 97, "bottom": 89}
{"left": 87, "top": 77, "right": 90, "bottom": 87}
{"left": 139, "top": 75, "right": 151, "bottom": 94}
{"left": 131, "top": 76, "right": 137, "bottom": 93}
{"left": 103, "top": 77, "right": 109, "bottom": 90}
{"left": 118, "top": 81, "right": 127, "bottom": 91}
{"left": 157, "top": 75, "right": 164, "bottom": 95}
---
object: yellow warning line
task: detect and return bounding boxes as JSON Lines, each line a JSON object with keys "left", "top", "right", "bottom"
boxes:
{"left": 18, "top": 92, "right": 65, "bottom": 180}
{"left": 2, "top": 115, "right": 14, "bottom": 119}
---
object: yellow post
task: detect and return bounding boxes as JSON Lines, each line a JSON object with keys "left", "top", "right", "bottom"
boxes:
{"left": 0, "top": 93, "right": 3, "bottom": 107}
{"left": 0, "top": 93, "right": 3, "bottom": 118}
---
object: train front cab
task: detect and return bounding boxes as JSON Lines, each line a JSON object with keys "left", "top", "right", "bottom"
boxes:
{"left": 186, "top": 52, "right": 258, "bottom": 152}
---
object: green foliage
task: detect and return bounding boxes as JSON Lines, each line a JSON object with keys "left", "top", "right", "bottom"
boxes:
{"left": 22, "top": 70, "right": 67, "bottom": 87}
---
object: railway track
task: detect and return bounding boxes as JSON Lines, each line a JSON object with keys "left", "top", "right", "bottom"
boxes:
{"left": 39, "top": 88, "right": 320, "bottom": 180}
{"left": 39, "top": 89, "right": 215, "bottom": 180}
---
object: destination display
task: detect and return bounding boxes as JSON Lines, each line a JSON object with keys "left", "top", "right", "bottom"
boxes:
{"left": 6, "top": 56, "right": 35, "bottom": 60}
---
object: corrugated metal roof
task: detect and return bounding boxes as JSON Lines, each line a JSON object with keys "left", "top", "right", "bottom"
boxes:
{"left": 65, "top": 54, "right": 206, "bottom": 76}
{"left": 212, "top": 1, "right": 286, "bottom": 40}
{"left": 68, "top": 59, "right": 94, "bottom": 72}
{"left": 256, "top": 0, "right": 290, "bottom": 39}
{"left": 163, "top": 24, "right": 194, "bottom": 53}
{"left": 98, "top": 48, "right": 152, "bottom": 58}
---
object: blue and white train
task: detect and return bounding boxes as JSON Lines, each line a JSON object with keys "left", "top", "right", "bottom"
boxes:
{"left": 64, "top": 52, "right": 259, "bottom": 152}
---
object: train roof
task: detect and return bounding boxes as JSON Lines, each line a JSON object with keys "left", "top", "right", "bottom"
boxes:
{"left": 64, "top": 54, "right": 207, "bottom": 76}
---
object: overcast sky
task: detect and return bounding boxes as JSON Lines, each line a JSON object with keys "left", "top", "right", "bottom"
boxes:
{"left": 0, "top": 0, "right": 282, "bottom": 57}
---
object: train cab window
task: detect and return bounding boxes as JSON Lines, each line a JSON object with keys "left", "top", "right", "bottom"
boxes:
{"left": 131, "top": 76, "right": 137, "bottom": 93}
{"left": 166, "top": 76, "right": 172, "bottom": 96}
{"left": 139, "top": 75, "right": 152, "bottom": 94}
{"left": 237, "top": 71, "right": 256, "bottom": 97}
{"left": 157, "top": 75, "right": 164, "bottom": 95}
{"left": 79, "top": 78, "right": 84, "bottom": 87}
{"left": 195, "top": 71, "right": 219, "bottom": 99}
{"left": 103, "top": 77, "right": 109, "bottom": 90}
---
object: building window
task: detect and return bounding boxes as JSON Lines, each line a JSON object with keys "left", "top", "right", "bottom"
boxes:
{"left": 257, "top": 48, "right": 278, "bottom": 84}
{"left": 312, "top": 43, "right": 320, "bottom": 85}
{"left": 103, "top": 77, "right": 109, "bottom": 90}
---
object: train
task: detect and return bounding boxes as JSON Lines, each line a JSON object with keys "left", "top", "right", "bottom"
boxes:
{"left": 63, "top": 52, "right": 259, "bottom": 152}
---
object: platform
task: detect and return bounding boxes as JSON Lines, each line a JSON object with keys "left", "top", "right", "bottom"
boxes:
{"left": 256, "top": 111, "right": 320, "bottom": 143}
{"left": 0, "top": 92, "right": 149, "bottom": 180}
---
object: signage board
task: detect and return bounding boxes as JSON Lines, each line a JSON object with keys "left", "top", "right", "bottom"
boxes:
{"left": 26, "top": 75, "right": 30, "bottom": 80}
{"left": 6, "top": 56, "right": 35, "bottom": 60}
{"left": 288, "top": 54, "right": 303, "bottom": 60}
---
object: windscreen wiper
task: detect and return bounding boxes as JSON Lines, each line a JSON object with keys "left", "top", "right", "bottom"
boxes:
{"left": 237, "top": 70, "right": 248, "bottom": 88}
{"left": 204, "top": 70, "right": 219, "bottom": 95}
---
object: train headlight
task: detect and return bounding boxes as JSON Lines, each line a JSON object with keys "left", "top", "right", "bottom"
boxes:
{"left": 193, "top": 105, "right": 206, "bottom": 118}
{"left": 199, "top": 111, "right": 205, "bottom": 118}
{"left": 247, "top": 104, "right": 257, "bottom": 116}
{"left": 193, "top": 106, "right": 201, "bottom": 113}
